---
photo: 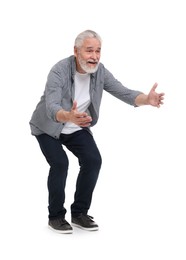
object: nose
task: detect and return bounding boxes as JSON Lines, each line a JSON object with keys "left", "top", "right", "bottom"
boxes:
{"left": 90, "top": 51, "right": 97, "bottom": 60}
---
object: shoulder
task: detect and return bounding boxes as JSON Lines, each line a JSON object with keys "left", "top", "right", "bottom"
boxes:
{"left": 51, "top": 55, "right": 75, "bottom": 71}
{"left": 95, "top": 62, "right": 113, "bottom": 79}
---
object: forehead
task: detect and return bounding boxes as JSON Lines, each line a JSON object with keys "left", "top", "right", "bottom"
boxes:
{"left": 82, "top": 37, "right": 101, "bottom": 49}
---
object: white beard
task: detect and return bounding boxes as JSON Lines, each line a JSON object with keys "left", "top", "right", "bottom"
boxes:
{"left": 78, "top": 56, "right": 99, "bottom": 73}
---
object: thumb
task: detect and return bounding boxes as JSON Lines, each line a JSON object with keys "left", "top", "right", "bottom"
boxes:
{"left": 71, "top": 100, "right": 77, "bottom": 111}
{"left": 151, "top": 82, "right": 158, "bottom": 92}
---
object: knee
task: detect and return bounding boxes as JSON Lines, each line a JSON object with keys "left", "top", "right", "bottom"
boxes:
{"left": 95, "top": 153, "right": 102, "bottom": 170}
{"left": 48, "top": 156, "right": 69, "bottom": 170}
{"left": 86, "top": 152, "right": 102, "bottom": 171}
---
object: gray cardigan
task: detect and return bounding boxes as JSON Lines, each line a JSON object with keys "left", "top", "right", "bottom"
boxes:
{"left": 29, "top": 55, "right": 142, "bottom": 139}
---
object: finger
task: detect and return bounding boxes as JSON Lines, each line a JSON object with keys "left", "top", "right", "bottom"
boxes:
{"left": 77, "top": 116, "right": 92, "bottom": 125}
{"left": 76, "top": 112, "right": 89, "bottom": 118}
{"left": 151, "top": 82, "right": 158, "bottom": 91}
{"left": 80, "top": 116, "right": 92, "bottom": 122}
{"left": 71, "top": 100, "right": 77, "bottom": 111}
{"left": 79, "top": 122, "right": 91, "bottom": 127}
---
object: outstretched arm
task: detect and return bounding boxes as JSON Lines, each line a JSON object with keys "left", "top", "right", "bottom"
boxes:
{"left": 135, "top": 82, "right": 165, "bottom": 108}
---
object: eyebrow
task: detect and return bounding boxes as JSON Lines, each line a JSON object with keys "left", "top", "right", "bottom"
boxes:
{"left": 85, "top": 46, "right": 101, "bottom": 50}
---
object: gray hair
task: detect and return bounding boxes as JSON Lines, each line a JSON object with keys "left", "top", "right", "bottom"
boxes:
{"left": 74, "top": 30, "right": 102, "bottom": 49}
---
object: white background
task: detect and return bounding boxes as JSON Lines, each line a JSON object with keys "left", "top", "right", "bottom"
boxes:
{"left": 0, "top": 0, "right": 186, "bottom": 259}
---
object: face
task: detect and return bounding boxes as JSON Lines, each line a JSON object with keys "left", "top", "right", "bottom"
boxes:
{"left": 74, "top": 37, "right": 101, "bottom": 74}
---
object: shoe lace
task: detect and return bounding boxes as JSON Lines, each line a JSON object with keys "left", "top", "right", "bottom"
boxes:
{"left": 83, "top": 214, "right": 94, "bottom": 222}
{"left": 58, "top": 218, "right": 69, "bottom": 226}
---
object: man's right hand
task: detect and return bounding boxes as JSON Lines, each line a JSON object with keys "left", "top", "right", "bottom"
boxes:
{"left": 56, "top": 100, "right": 92, "bottom": 127}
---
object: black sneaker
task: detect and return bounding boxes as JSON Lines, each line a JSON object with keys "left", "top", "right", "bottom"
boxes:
{"left": 48, "top": 218, "right": 73, "bottom": 234}
{"left": 71, "top": 214, "right": 99, "bottom": 231}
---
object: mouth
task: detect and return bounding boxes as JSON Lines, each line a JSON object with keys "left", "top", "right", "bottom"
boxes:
{"left": 87, "top": 60, "right": 98, "bottom": 65}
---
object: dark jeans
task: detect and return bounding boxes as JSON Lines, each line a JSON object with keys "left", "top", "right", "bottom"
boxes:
{"left": 36, "top": 129, "right": 102, "bottom": 220}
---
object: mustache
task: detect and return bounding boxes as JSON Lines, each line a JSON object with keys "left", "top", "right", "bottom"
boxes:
{"left": 87, "top": 59, "right": 98, "bottom": 64}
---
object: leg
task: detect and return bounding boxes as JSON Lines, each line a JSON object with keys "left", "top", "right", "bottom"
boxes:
{"left": 36, "top": 134, "right": 69, "bottom": 219}
{"left": 60, "top": 130, "right": 102, "bottom": 216}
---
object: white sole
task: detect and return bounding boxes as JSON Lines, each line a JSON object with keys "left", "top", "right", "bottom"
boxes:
{"left": 71, "top": 223, "right": 99, "bottom": 231}
{"left": 48, "top": 225, "right": 73, "bottom": 234}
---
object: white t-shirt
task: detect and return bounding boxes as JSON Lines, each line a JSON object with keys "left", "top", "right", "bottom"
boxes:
{"left": 61, "top": 71, "right": 90, "bottom": 134}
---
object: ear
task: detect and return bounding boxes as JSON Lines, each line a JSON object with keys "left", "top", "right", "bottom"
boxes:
{"left": 74, "top": 46, "right": 78, "bottom": 57}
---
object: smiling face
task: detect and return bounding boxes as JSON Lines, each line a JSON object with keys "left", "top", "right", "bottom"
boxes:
{"left": 74, "top": 37, "right": 101, "bottom": 74}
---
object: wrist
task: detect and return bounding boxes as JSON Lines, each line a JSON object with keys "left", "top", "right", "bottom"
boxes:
{"left": 56, "top": 109, "right": 70, "bottom": 122}
{"left": 135, "top": 94, "right": 149, "bottom": 106}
